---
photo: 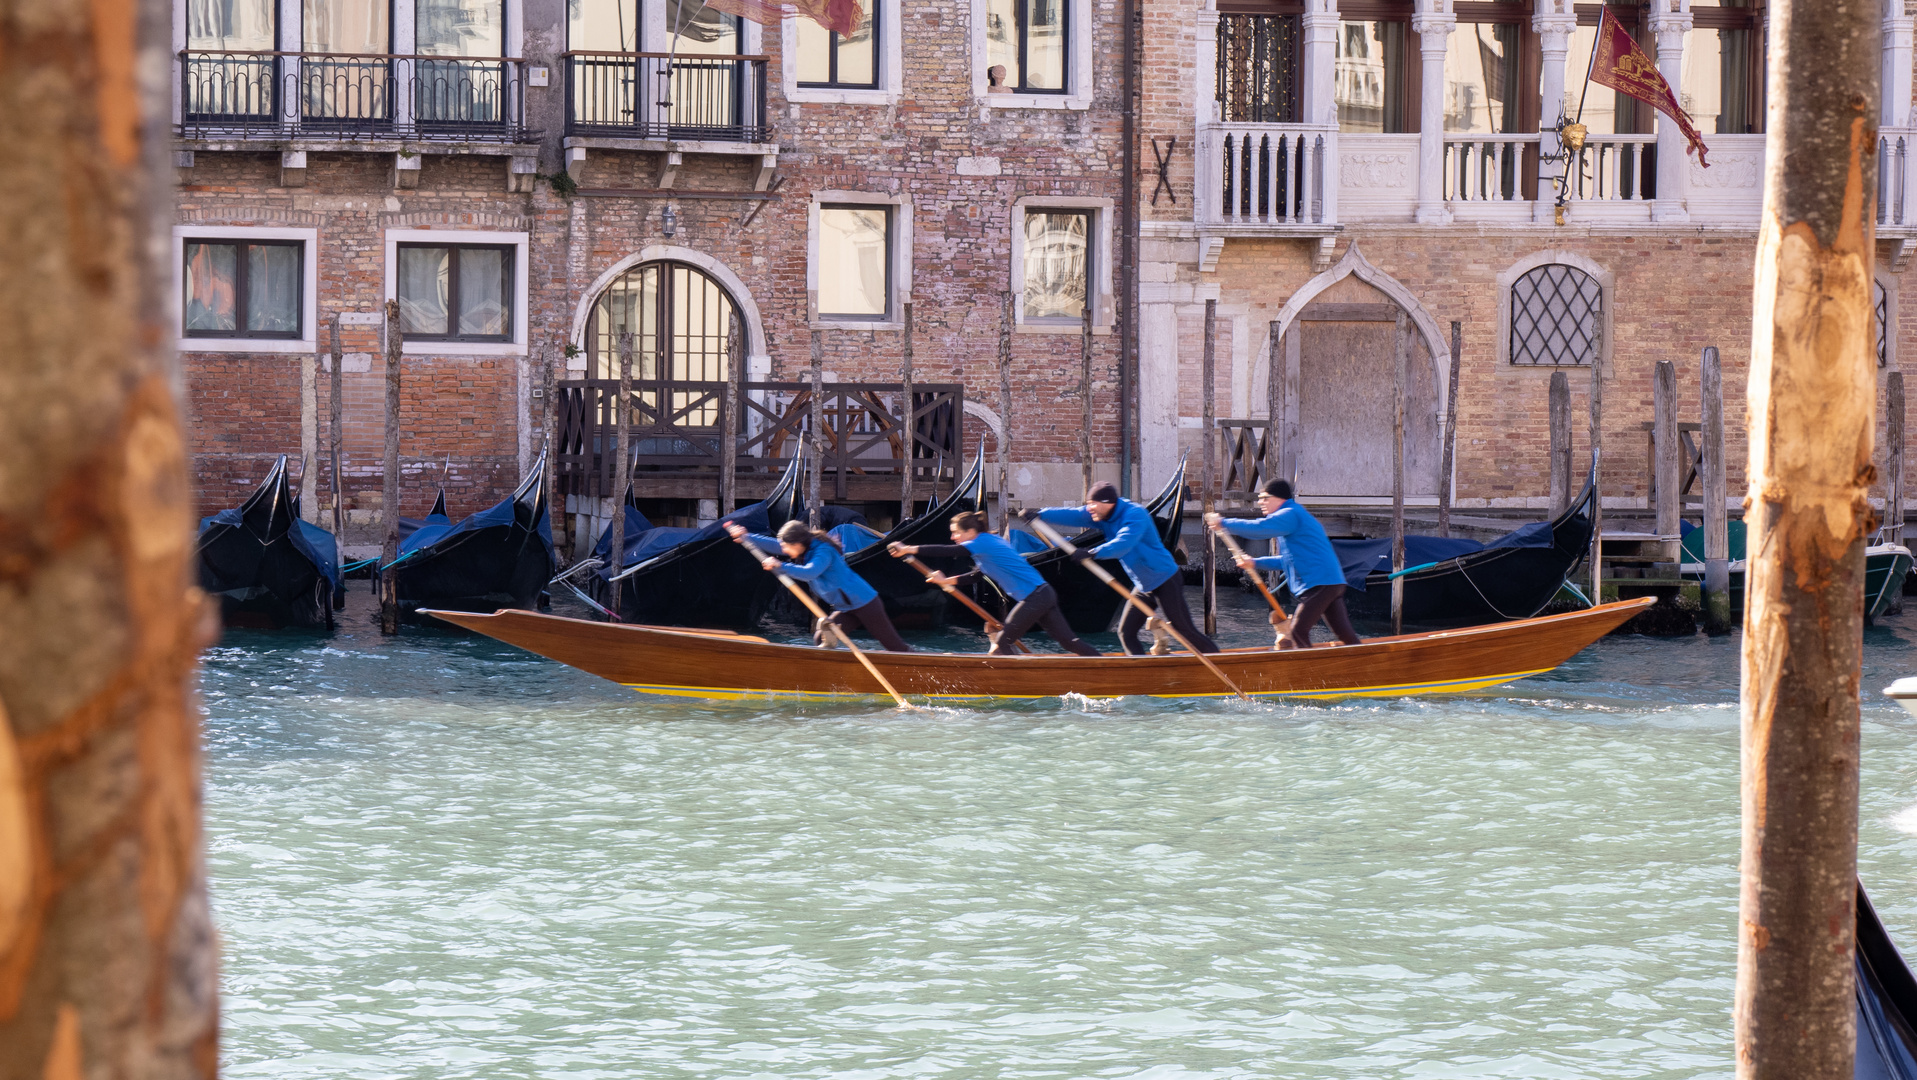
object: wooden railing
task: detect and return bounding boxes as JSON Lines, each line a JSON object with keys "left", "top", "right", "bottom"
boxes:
{"left": 554, "top": 379, "right": 963, "bottom": 500}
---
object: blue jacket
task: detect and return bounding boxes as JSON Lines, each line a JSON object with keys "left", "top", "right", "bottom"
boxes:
{"left": 1220, "top": 501, "right": 1345, "bottom": 594}
{"left": 1034, "top": 499, "right": 1179, "bottom": 592}
{"left": 746, "top": 534, "right": 879, "bottom": 610}
{"left": 918, "top": 532, "right": 1047, "bottom": 601}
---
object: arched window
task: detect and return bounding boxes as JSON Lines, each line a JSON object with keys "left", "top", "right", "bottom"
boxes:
{"left": 1508, "top": 262, "right": 1602, "bottom": 366}
{"left": 585, "top": 260, "right": 740, "bottom": 426}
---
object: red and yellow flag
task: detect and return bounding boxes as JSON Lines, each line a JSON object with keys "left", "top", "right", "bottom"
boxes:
{"left": 699, "top": 0, "right": 862, "bottom": 38}
{"left": 1588, "top": 5, "right": 1710, "bottom": 167}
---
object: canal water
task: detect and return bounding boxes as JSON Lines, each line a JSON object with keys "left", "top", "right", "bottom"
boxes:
{"left": 202, "top": 589, "right": 1917, "bottom": 1079}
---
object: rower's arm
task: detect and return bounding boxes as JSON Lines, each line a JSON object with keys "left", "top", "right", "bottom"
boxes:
{"left": 1034, "top": 506, "right": 1096, "bottom": 529}
{"left": 1219, "top": 515, "right": 1290, "bottom": 540}
{"left": 1088, "top": 514, "right": 1145, "bottom": 559}
{"left": 912, "top": 544, "right": 974, "bottom": 561}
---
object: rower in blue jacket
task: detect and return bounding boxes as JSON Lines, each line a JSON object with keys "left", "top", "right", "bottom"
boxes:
{"left": 892, "top": 510, "right": 1101, "bottom": 656}
{"left": 1207, "top": 478, "right": 1361, "bottom": 649}
{"left": 1020, "top": 481, "right": 1219, "bottom": 655}
{"left": 725, "top": 519, "right": 913, "bottom": 651}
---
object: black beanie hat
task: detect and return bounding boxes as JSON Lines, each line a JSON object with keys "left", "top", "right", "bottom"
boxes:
{"left": 1087, "top": 482, "right": 1120, "bottom": 504}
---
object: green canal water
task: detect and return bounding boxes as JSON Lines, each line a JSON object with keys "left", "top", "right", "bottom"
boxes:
{"left": 202, "top": 590, "right": 1917, "bottom": 1079}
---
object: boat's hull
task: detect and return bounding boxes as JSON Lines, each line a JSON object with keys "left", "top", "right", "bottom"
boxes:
{"left": 200, "top": 533, "right": 334, "bottom": 629}
{"left": 1342, "top": 543, "right": 1586, "bottom": 627}
{"left": 1687, "top": 545, "right": 1913, "bottom": 621}
{"left": 395, "top": 525, "right": 553, "bottom": 617}
{"left": 425, "top": 597, "right": 1652, "bottom": 702}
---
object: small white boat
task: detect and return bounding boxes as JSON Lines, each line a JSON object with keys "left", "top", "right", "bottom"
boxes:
{"left": 1889, "top": 678, "right": 1917, "bottom": 719}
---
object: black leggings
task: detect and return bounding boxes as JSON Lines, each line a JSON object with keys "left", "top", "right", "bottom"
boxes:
{"left": 825, "top": 597, "right": 914, "bottom": 652}
{"left": 1284, "top": 584, "right": 1362, "bottom": 649}
{"left": 995, "top": 583, "right": 1101, "bottom": 656}
{"left": 1117, "top": 578, "right": 1220, "bottom": 655}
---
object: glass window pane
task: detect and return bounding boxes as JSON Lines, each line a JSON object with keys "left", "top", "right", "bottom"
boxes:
{"left": 304, "top": 0, "right": 389, "bottom": 52}
{"left": 669, "top": 0, "right": 739, "bottom": 55}
{"left": 184, "top": 243, "right": 238, "bottom": 332}
{"left": 986, "top": 0, "right": 1016, "bottom": 86}
{"left": 836, "top": 0, "right": 876, "bottom": 86}
{"left": 1023, "top": 211, "right": 1088, "bottom": 320}
{"left": 246, "top": 245, "right": 300, "bottom": 333}
{"left": 188, "top": 0, "right": 275, "bottom": 50}
{"left": 569, "top": 0, "right": 635, "bottom": 50}
{"left": 417, "top": 0, "right": 502, "bottom": 55}
{"left": 796, "top": 16, "right": 833, "bottom": 83}
{"left": 1024, "top": 0, "right": 1065, "bottom": 90}
{"left": 1335, "top": 20, "right": 1406, "bottom": 133}
{"left": 1442, "top": 22, "right": 1517, "bottom": 133}
{"left": 818, "top": 207, "right": 890, "bottom": 318}
{"left": 398, "top": 247, "right": 450, "bottom": 335}
{"left": 457, "top": 248, "right": 510, "bottom": 337}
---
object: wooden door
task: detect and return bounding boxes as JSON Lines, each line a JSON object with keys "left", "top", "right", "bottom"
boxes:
{"left": 1286, "top": 297, "right": 1441, "bottom": 498}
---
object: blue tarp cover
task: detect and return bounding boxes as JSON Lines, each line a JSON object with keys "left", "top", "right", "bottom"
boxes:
{"left": 1007, "top": 529, "right": 1051, "bottom": 555}
{"left": 1326, "top": 520, "right": 1554, "bottom": 591}
{"left": 395, "top": 492, "right": 555, "bottom": 568}
{"left": 832, "top": 523, "right": 886, "bottom": 554}
{"left": 593, "top": 502, "right": 772, "bottom": 579}
{"left": 197, "top": 511, "right": 343, "bottom": 593}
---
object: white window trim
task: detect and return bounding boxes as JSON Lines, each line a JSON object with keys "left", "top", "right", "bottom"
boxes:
{"left": 1011, "top": 196, "right": 1114, "bottom": 334}
{"left": 781, "top": 1, "right": 901, "bottom": 105}
{"left": 1495, "top": 249, "right": 1615, "bottom": 371}
{"left": 383, "top": 228, "right": 530, "bottom": 356}
{"left": 172, "top": 225, "right": 320, "bottom": 354}
{"left": 969, "top": 0, "right": 1094, "bottom": 110}
{"left": 807, "top": 191, "right": 913, "bottom": 329}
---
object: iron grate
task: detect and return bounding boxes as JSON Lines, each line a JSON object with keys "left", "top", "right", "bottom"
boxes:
{"left": 1876, "top": 278, "right": 1890, "bottom": 368}
{"left": 1509, "top": 263, "right": 1601, "bottom": 366}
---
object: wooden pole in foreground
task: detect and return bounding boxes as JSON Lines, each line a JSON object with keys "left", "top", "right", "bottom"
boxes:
{"left": 1653, "top": 359, "right": 1681, "bottom": 563}
{"left": 614, "top": 332, "right": 633, "bottom": 602}
{"left": 1701, "top": 346, "right": 1731, "bottom": 635}
{"left": 1888, "top": 371, "right": 1906, "bottom": 548}
{"left": 1735, "top": 2, "right": 1880, "bottom": 1073}
{"left": 0, "top": 0, "right": 220, "bottom": 1060}
{"left": 1391, "top": 311, "right": 1407, "bottom": 635}
{"left": 809, "top": 330, "right": 824, "bottom": 528}
{"left": 1439, "top": 320, "right": 1462, "bottom": 536}
{"left": 1549, "top": 370, "right": 1572, "bottom": 518}
{"left": 901, "top": 301, "right": 915, "bottom": 521}
{"left": 329, "top": 312, "right": 345, "bottom": 540}
{"left": 1202, "top": 299, "right": 1218, "bottom": 637}
{"left": 380, "top": 299, "right": 403, "bottom": 634}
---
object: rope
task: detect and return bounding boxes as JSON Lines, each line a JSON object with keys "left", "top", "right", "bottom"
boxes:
{"left": 1447, "top": 557, "right": 1534, "bottom": 621}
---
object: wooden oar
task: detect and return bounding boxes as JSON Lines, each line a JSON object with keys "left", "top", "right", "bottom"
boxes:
{"left": 1025, "top": 518, "right": 1249, "bottom": 701}
{"left": 1203, "top": 512, "right": 1289, "bottom": 638}
{"left": 731, "top": 532, "right": 913, "bottom": 709}
{"left": 889, "top": 545, "right": 1032, "bottom": 654}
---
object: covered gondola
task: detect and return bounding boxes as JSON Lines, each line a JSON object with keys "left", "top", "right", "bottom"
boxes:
{"left": 1857, "top": 880, "right": 1917, "bottom": 1077}
{"left": 1331, "top": 480, "right": 1595, "bottom": 628}
{"left": 196, "top": 455, "right": 343, "bottom": 630}
{"left": 956, "top": 456, "right": 1191, "bottom": 634}
{"left": 387, "top": 452, "right": 555, "bottom": 620}
{"left": 590, "top": 454, "right": 806, "bottom": 628}
{"left": 1681, "top": 520, "right": 1913, "bottom": 622}
{"left": 834, "top": 449, "right": 988, "bottom": 627}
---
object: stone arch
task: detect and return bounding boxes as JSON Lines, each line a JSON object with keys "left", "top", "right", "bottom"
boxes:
{"left": 1269, "top": 242, "right": 1452, "bottom": 422}
{"left": 569, "top": 245, "right": 769, "bottom": 367}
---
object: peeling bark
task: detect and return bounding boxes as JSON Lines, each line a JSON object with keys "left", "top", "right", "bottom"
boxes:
{"left": 1736, "top": 2, "right": 1881, "bottom": 1076}
{"left": 0, "top": 0, "right": 219, "bottom": 1069}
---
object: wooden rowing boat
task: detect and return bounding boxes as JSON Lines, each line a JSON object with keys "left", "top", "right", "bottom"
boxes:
{"left": 424, "top": 596, "right": 1653, "bottom": 701}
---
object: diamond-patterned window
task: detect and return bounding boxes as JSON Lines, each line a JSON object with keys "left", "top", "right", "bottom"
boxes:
{"left": 1875, "top": 278, "right": 1889, "bottom": 368}
{"left": 1509, "top": 263, "right": 1601, "bottom": 366}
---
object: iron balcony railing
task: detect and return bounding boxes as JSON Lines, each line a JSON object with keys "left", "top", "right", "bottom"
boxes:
{"left": 564, "top": 52, "right": 770, "bottom": 142}
{"left": 178, "top": 51, "right": 529, "bottom": 141}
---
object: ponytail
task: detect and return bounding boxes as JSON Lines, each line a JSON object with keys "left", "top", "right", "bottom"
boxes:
{"left": 776, "top": 519, "right": 843, "bottom": 551}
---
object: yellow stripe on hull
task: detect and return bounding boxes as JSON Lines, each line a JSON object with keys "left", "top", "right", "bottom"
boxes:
{"left": 618, "top": 667, "right": 1556, "bottom": 704}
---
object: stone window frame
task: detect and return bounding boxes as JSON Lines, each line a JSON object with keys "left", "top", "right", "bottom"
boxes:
{"left": 1494, "top": 249, "right": 1615, "bottom": 371}
{"left": 171, "top": 224, "right": 319, "bottom": 354}
{"left": 383, "top": 227, "right": 529, "bottom": 356}
{"left": 1010, "top": 196, "right": 1114, "bottom": 334}
{"left": 968, "top": 0, "right": 1094, "bottom": 110}
{"left": 781, "top": 0, "right": 901, "bottom": 105}
{"left": 806, "top": 191, "right": 912, "bottom": 330}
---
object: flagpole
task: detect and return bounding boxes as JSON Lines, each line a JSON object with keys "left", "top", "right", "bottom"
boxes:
{"left": 1574, "top": 6, "right": 1606, "bottom": 127}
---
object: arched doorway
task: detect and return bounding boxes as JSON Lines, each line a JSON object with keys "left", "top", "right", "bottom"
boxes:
{"left": 584, "top": 260, "right": 740, "bottom": 427}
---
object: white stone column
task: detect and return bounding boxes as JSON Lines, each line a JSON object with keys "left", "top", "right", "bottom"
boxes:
{"left": 1884, "top": 0, "right": 1913, "bottom": 128}
{"left": 1196, "top": 5, "right": 1220, "bottom": 226}
{"left": 1533, "top": 6, "right": 1576, "bottom": 222}
{"left": 1300, "top": 1, "right": 1340, "bottom": 126}
{"left": 1648, "top": 4, "right": 1691, "bottom": 222}
{"left": 1413, "top": 11, "right": 1456, "bottom": 224}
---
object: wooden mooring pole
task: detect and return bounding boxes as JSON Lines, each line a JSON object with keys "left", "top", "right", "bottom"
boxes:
{"left": 542, "top": 348, "right": 563, "bottom": 554}
{"left": 1653, "top": 360, "right": 1681, "bottom": 564}
{"left": 810, "top": 330, "right": 824, "bottom": 528}
{"left": 614, "top": 332, "right": 633, "bottom": 600}
{"left": 1888, "top": 371, "right": 1906, "bottom": 548}
{"left": 1391, "top": 311, "right": 1407, "bottom": 635}
{"left": 1588, "top": 355, "right": 1603, "bottom": 604}
{"left": 998, "top": 295, "right": 1012, "bottom": 527}
{"left": 722, "top": 314, "right": 740, "bottom": 515}
{"left": 1701, "top": 346, "right": 1732, "bottom": 634}
{"left": 901, "top": 301, "right": 915, "bottom": 521}
{"left": 1734, "top": 2, "right": 1880, "bottom": 1072}
{"left": 1440, "top": 320, "right": 1461, "bottom": 536}
{"left": 1202, "top": 299, "right": 1218, "bottom": 637}
{"left": 1267, "top": 319, "right": 1286, "bottom": 585}
{"left": 1548, "top": 370, "right": 1571, "bottom": 518}
{"left": 1081, "top": 307, "right": 1095, "bottom": 496}
{"left": 380, "top": 300, "right": 403, "bottom": 634}
{"left": 328, "top": 312, "right": 344, "bottom": 540}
